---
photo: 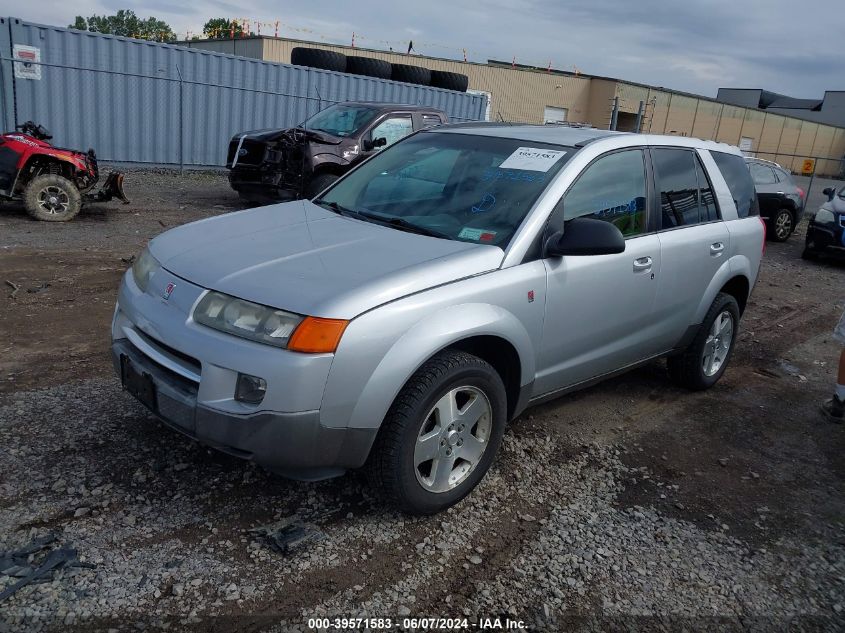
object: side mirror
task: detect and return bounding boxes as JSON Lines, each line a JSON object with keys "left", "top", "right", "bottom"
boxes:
{"left": 363, "top": 136, "right": 387, "bottom": 151}
{"left": 544, "top": 217, "right": 626, "bottom": 257}
{"left": 823, "top": 187, "right": 835, "bottom": 201}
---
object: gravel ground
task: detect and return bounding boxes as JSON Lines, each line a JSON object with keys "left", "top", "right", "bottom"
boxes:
{"left": 1, "top": 169, "right": 844, "bottom": 632}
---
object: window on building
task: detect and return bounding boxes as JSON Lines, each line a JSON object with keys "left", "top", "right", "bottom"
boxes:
{"left": 544, "top": 106, "right": 568, "bottom": 124}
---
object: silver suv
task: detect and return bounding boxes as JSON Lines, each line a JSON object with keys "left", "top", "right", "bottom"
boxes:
{"left": 112, "top": 125, "right": 764, "bottom": 514}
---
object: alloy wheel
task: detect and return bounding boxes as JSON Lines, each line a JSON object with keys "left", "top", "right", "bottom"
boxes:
{"left": 36, "top": 186, "right": 70, "bottom": 215}
{"left": 413, "top": 386, "right": 492, "bottom": 493}
{"left": 702, "top": 310, "right": 734, "bottom": 377}
{"left": 775, "top": 212, "right": 792, "bottom": 239}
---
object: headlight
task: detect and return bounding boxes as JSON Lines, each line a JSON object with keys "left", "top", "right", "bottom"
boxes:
{"left": 193, "top": 291, "right": 303, "bottom": 348}
{"left": 132, "top": 247, "right": 160, "bottom": 293}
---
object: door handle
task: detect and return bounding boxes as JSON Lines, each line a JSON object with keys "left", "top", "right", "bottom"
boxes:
{"left": 710, "top": 242, "right": 725, "bottom": 256}
{"left": 633, "top": 256, "right": 652, "bottom": 271}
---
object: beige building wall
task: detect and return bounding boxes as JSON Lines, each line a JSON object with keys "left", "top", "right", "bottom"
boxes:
{"left": 182, "top": 36, "right": 845, "bottom": 175}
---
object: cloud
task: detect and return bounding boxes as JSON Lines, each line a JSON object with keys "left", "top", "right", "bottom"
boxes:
{"left": 14, "top": 0, "right": 845, "bottom": 98}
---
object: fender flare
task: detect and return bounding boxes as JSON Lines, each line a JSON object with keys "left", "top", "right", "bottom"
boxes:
{"left": 694, "top": 255, "right": 751, "bottom": 323}
{"left": 337, "top": 303, "right": 536, "bottom": 431}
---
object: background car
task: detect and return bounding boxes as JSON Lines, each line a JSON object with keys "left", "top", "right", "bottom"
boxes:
{"left": 227, "top": 102, "right": 447, "bottom": 203}
{"left": 746, "top": 157, "right": 805, "bottom": 242}
{"left": 803, "top": 185, "right": 845, "bottom": 260}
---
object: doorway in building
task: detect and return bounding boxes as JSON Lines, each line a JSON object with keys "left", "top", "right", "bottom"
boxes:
{"left": 544, "top": 106, "right": 568, "bottom": 124}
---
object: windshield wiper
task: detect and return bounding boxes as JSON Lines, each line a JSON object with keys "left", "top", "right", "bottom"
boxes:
{"left": 312, "top": 199, "right": 358, "bottom": 217}
{"left": 314, "top": 200, "right": 448, "bottom": 239}
{"left": 359, "top": 212, "right": 450, "bottom": 239}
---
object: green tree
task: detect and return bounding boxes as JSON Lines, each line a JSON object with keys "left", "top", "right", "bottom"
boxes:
{"left": 69, "top": 10, "right": 176, "bottom": 42}
{"left": 202, "top": 18, "right": 249, "bottom": 39}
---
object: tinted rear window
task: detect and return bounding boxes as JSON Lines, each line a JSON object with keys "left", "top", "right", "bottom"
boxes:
{"left": 712, "top": 151, "right": 759, "bottom": 218}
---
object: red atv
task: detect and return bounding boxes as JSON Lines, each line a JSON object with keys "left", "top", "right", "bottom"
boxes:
{"left": 0, "top": 121, "right": 128, "bottom": 222}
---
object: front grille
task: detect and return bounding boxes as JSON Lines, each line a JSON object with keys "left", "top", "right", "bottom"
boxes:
{"left": 132, "top": 329, "right": 201, "bottom": 385}
{"left": 236, "top": 140, "right": 267, "bottom": 166}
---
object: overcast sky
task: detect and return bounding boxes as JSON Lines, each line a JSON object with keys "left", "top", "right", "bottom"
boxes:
{"left": 12, "top": 0, "right": 845, "bottom": 98}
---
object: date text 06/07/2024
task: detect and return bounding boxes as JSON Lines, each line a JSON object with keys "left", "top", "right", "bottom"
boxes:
{"left": 306, "top": 616, "right": 527, "bottom": 630}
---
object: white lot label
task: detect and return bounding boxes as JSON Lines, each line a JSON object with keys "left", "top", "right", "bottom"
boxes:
{"left": 13, "top": 45, "right": 41, "bottom": 80}
{"left": 499, "top": 147, "right": 566, "bottom": 172}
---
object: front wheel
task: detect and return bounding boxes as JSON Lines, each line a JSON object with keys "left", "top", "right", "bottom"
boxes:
{"left": 306, "top": 173, "right": 339, "bottom": 198}
{"left": 367, "top": 350, "right": 507, "bottom": 515}
{"left": 769, "top": 209, "right": 794, "bottom": 242}
{"left": 23, "top": 174, "right": 82, "bottom": 222}
{"left": 667, "top": 292, "right": 740, "bottom": 391}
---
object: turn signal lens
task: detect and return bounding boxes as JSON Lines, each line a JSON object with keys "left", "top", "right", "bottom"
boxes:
{"left": 288, "top": 317, "right": 349, "bottom": 353}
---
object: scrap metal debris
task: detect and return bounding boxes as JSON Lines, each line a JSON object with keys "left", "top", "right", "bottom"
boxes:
{"left": 247, "top": 518, "right": 324, "bottom": 555}
{"left": 0, "top": 534, "right": 94, "bottom": 602}
{"left": 4, "top": 280, "right": 20, "bottom": 299}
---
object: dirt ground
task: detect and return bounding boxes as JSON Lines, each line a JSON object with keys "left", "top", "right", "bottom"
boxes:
{"left": 1, "top": 169, "right": 844, "bottom": 632}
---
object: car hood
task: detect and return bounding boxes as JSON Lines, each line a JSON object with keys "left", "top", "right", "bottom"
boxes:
{"left": 149, "top": 201, "right": 504, "bottom": 319}
{"left": 232, "top": 127, "right": 343, "bottom": 146}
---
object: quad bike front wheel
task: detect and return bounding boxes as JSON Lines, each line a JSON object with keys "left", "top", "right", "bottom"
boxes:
{"left": 23, "top": 174, "right": 82, "bottom": 222}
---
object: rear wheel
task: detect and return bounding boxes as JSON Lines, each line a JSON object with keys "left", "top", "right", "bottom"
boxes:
{"left": 667, "top": 293, "right": 740, "bottom": 390}
{"left": 769, "top": 208, "right": 794, "bottom": 242}
{"left": 23, "top": 174, "right": 82, "bottom": 222}
{"left": 367, "top": 350, "right": 507, "bottom": 515}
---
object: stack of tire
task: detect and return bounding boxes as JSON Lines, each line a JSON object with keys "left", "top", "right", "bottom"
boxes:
{"left": 290, "top": 47, "right": 469, "bottom": 92}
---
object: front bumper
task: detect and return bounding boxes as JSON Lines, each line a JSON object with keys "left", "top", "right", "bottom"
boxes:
{"left": 805, "top": 215, "right": 845, "bottom": 257}
{"left": 111, "top": 271, "right": 376, "bottom": 479}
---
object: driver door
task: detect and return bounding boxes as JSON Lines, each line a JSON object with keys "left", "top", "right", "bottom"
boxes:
{"left": 535, "top": 148, "right": 663, "bottom": 395}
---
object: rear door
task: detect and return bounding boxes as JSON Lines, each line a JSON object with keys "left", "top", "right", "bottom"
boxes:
{"left": 650, "top": 147, "right": 730, "bottom": 348}
{"left": 748, "top": 161, "right": 781, "bottom": 221}
{"left": 535, "top": 147, "right": 663, "bottom": 394}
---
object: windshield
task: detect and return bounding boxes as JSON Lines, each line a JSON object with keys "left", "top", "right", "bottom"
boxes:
{"left": 302, "top": 104, "right": 378, "bottom": 137}
{"left": 316, "top": 131, "right": 573, "bottom": 247}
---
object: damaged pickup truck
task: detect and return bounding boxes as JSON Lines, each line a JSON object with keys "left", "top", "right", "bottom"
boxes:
{"left": 227, "top": 102, "right": 447, "bottom": 202}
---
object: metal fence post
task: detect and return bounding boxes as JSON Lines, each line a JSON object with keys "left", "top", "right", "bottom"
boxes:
{"left": 634, "top": 100, "right": 644, "bottom": 133}
{"left": 609, "top": 96, "right": 619, "bottom": 131}
{"left": 176, "top": 64, "right": 184, "bottom": 173}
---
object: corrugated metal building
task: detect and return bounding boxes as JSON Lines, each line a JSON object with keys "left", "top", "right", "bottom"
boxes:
{"left": 182, "top": 35, "right": 845, "bottom": 175}
{"left": 0, "top": 18, "right": 488, "bottom": 166}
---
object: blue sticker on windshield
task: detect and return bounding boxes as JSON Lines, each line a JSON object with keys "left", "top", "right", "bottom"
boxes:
{"left": 472, "top": 193, "right": 496, "bottom": 214}
{"left": 482, "top": 168, "right": 546, "bottom": 184}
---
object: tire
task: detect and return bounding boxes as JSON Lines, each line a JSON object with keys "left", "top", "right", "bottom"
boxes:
{"left": 430, "top": 70, "right": 469, "bottom": 92}
{"left": 367, "top": 350, "right": 507, "bottom": 515}
{"left": 346, "top": 56, "right": 392, "bottom": 79}
{"left": 306, "top": 173, "right": 339, "bottom": 198}
{"left": 667, "top": 292, "right": 740, "bottom": 391}
{"left": 290, "top": 47, "right": 347, "bottom": 73}
{"left": 768, "top": 208, "right": 794, "bottom": 242}
{"left": 801, "top": 242, "right": 819, "bottom": 260}
{"left": 23, "top": 174, "right": 82, "bottom": 222}
{"left": 390, "top": 63, "right": 431, "bottom": 86}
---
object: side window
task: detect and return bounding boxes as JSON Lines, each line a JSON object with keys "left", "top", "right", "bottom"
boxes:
{"left": 748, "top": 162, "right": 777, "bottom": 185}
{"left": 695, "top": 154, "right": 720, "bottom": 222}
{"left": 370, "top": 116, "right": 413, "bottom": 148}
{"left": 652, "top": 148, "right": 702, "bottom": 228}
{"left": 421, "top": 114, "right": 443, "bottom": 129}
{"left": 710, "top": 151, "right": 759, "bottom": 218}
{"left": 774, "top": 167, "right": 793, "bottom": 184}
{"left": 556, "top": 149, "right": 647, "bottom": 237}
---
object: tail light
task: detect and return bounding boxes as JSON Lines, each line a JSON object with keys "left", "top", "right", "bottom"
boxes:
{"left": 797, "top": 187, "right": 805, "bottom": 200}
{"left": 759, "top": 217, "right": 767, "bottom": 254}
